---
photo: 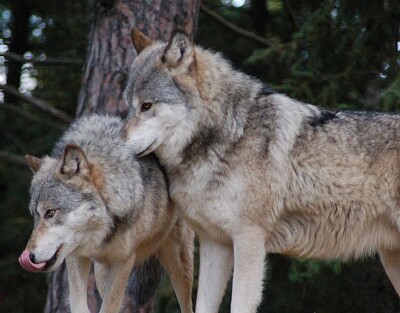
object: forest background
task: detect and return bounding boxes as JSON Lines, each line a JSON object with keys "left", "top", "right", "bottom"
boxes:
{"left": 0, "top": 0, "right": 400, "bottom": 312}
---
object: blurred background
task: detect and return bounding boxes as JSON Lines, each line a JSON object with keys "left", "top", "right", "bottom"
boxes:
{"left": 0, "top": 0, "right": 399, "bottom": 312}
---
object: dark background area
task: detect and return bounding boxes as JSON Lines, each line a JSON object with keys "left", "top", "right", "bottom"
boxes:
{"left": 0, "top": 0, "right": 399, "bottom": 312}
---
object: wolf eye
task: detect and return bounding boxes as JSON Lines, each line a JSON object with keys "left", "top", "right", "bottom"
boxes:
{"left": 141, "top": 102, "right": 152, "bottom": 112}
{"left": 44, "top": 209, "right": 56, "bottom": 219}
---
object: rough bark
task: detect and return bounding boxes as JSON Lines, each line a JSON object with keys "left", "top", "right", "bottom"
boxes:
{"left": 44, "top": 1, "right": 200, "bottom": 313}
{"left": 76, "top": 0, "right": 200, "bottom": 116}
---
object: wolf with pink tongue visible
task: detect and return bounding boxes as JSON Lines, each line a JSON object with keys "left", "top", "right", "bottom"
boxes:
{"left": 19, "top": 114, "right": 194, "bottom": 313}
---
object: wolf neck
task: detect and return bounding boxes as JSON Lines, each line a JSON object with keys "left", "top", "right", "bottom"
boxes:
{"left": 157, "top": 50, "right": 265, "bottom": 175}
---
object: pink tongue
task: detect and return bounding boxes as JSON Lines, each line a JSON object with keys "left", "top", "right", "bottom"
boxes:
{"left": 18, "top": 250, "right": 46, "bottom": 272}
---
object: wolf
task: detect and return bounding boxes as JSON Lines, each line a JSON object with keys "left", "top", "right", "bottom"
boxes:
{"left": 19, "top": 114, "right": 194, "bottom": 313}
{"left": 123, "top": 28, "right": 400, "bottom": 313}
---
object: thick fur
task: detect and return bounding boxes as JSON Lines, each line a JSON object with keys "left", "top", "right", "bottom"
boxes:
{"left": 21, "top": 114, "right": 194, "bottom": 313}
{"left": 123, "top": 29, "right": 400, "bottom": 313}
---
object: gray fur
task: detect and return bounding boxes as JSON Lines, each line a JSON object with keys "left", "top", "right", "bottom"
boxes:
{"left": 124, "top": 30, "right": 400, "bottom": 313}
{"left": 21, "top": 114, "right": 194, "bottom": 313}
{"left": 51, "top": 115, "right": 161, "bottom": 223}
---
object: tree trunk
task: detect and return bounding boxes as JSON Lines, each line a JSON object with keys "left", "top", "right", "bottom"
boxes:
{"left": 5, "top": 0, "right": 34, "bottom": 103}
{"left": 76, "top": 0, "right": 200, "bottom": 116}
{"left": 250, "top": 0, "right": 269, "bottom": 36}
{"left": 44, "top": 1, "right": 200, "bottom": 313}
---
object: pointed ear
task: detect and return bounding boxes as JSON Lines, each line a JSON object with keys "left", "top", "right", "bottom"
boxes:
{"left": 162, "top": 29, "right": 195, "bottom": 70}
{"left": 60, "top": 144, "right": 90, "bottom": 177}
{"left": 25, "top": 155, "right": 42, "bottom": 173}
{"left": 131, "top": 28, "right": 153, "bottom": 54}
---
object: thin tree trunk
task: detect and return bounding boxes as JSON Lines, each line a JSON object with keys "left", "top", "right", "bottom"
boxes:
{"left": 5, "top": 0, "right": 34, "bottom": 103}
{"left": 44, "top": 1, "right": 200, "bottom": 313}
{"left": 250, "top": 0, "right": 269, "bottom": 36}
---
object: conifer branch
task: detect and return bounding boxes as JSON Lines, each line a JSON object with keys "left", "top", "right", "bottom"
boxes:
{"left": 200, "top": 3, "right": 270, "bottom": 47}
{"left": 1, "top": 84, "right": 73, "bottom": 123}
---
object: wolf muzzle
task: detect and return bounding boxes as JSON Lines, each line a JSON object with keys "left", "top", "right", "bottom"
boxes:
{"left": 19, "top": 250, "right": 46, "bottom": 272}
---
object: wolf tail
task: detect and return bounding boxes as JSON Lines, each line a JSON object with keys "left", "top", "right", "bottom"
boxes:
{"left": 128, "top": 256, "right": 163, "bottom": 310}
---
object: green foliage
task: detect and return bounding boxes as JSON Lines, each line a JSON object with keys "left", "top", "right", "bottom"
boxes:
{"left": 382, "top": 77, "right": 400, "bottom": 112}
{"left": 155, "top": 275, "right": 181, "bottom": 313}
{"left": 199, "top": 0, "right": 400, "bottom": 111}
{"left": 257, "top": 255, "right": 399, "bottom": 313}
{"left": 0, "top": 0, "right": 87, "bottom": 311}
{"left": 31, "top": 1, "right": 88, "bottom": 115}
{"left": 288, "top": 259, "right": 342, "bottom": 283}
{"left": 0, "top": 108, "right": 62, "bottom": 313}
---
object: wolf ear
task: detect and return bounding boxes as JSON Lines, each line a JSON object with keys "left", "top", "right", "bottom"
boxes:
{"left": 61, "top": 144, "right": 90, "bottom": 177}
{"left": 162, "top": 29, "right": 195, "bottom": 70}
{"left": 25, "top": 155, "right": 42, "bottom": 173}
{"left": 131, "top": 28, "right": 152, "bottom": 54}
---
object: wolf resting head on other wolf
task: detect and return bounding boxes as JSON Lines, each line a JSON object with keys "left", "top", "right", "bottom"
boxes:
{"left": 19, "top": 114, "right": 194, "bottom": 313}
{"left": 122, "top": 29, "right": 264, "bottom": 164}
{"left": 123, "top": 29, "right": 400, "bottom": 313}
{"left": 20, "top": 115, "right": 157, "bottom": 272}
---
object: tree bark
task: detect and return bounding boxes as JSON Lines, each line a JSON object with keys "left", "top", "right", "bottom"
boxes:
{"left": 44, "top": 1, "right": 200, "bottom": 313}
{"left": 76, "top": 0, "right": 200, "bottom": 116}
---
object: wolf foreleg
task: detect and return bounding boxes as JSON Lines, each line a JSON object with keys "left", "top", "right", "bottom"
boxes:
{"left": 379, "top": 248, "right": 400, "bottom": 296}
{"left": 94, "top": 262, "right": 108, "bottom": 300}
{"left": 195, "top": 237, "right": 233, "bottom": 313}
{"left": 99, "top": 252, "right": 136, "bottom": 313}
{"left": 157, "top": 221, "right": 195, "bottom": 313}
{"left": 231, "top": 227, "right": 266, "bottom": 313}
{"left": 66, "top": 255, "right": 91, "bottom": 313}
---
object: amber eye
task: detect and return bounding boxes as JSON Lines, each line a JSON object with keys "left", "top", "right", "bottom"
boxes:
{"left": 141, "top": 102, "right": 152, "bottom": 112}
{"left": 44, "top": 209, "right": 56, "bottom": 219}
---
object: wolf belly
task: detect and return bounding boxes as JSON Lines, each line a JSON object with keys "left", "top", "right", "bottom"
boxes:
{"left": 268, "top": 206, "right": 400, "bottom": 260}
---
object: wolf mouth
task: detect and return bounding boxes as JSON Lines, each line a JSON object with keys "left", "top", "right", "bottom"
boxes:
{"left": 136, "top": 139, "right": 157, "bottom": 157}
{"left": 43, "top": 244, "right": 63, "bottom": 271}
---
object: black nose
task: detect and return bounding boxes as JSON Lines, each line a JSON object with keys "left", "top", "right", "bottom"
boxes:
{"left": 29, "top": 252, "right": 36, "bottom": 263}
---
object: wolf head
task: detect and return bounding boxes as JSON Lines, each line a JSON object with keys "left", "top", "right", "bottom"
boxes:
{"left": 19, "top": 145, "right": 112, "bottom": 273}
{"left": 123, "top": 29, "right": 256, "bottom": 163}
{"left": 123, "top": 29, "right": 201, "bottom": 160}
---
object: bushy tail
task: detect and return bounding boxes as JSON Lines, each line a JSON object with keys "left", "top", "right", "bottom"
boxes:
{"left": 127, "top": 256, "right": 163, "bottom": 310}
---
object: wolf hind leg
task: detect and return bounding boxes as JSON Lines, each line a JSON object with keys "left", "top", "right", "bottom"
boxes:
{"left": 195, "top": 237, "right": 234, "bottom": 313}
{"left": 231, "top": 226, "right": 266, "bottom": 313}
{"left": 379, "top": 248, "right": 400, "bottom": 296}
{"left": 156, "top": 219, "right": 195, "bottom": 313}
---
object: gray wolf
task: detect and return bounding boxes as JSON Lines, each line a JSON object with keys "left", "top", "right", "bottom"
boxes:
{"left": 123, "top": 28, "right": 400, "bottom": 313}
{"left": 19, "top": 114, "right": 194, "bottom": 313}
